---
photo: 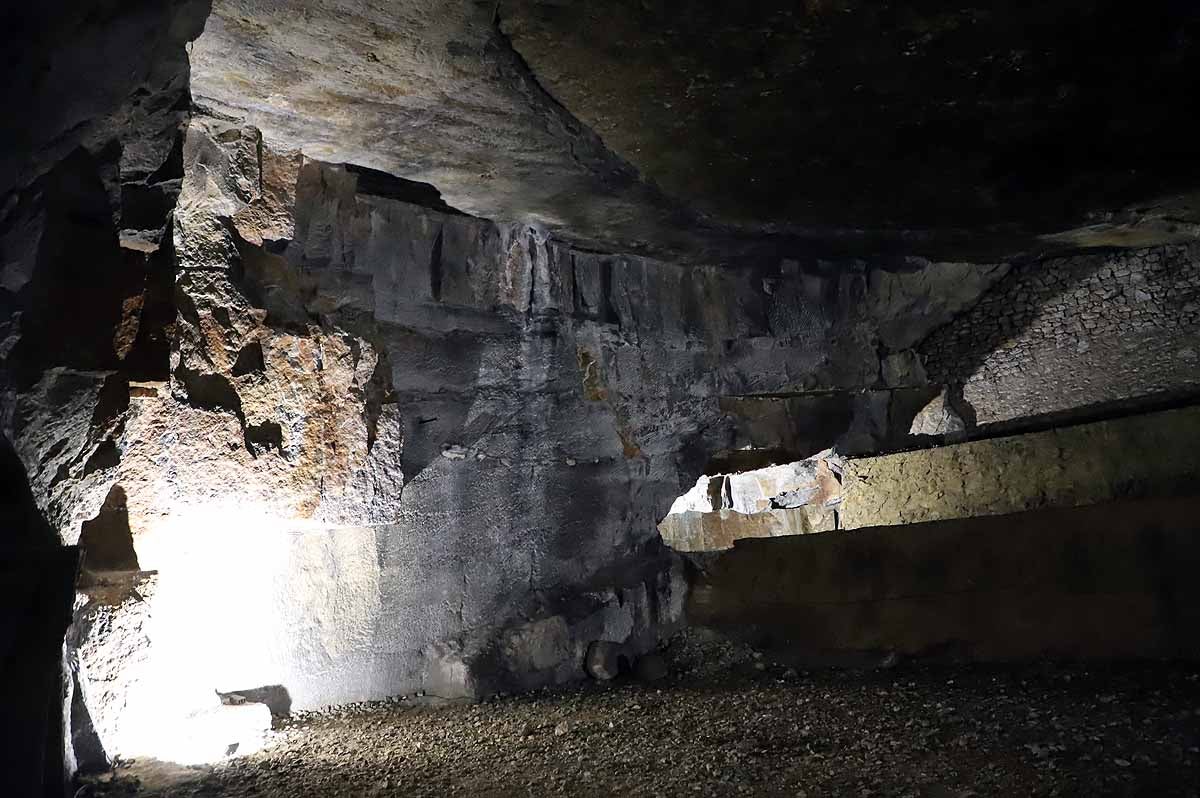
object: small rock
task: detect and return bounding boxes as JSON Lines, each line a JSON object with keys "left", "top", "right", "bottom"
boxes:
{"left": 554, "top": 720, "right": 571, "bottom": 737}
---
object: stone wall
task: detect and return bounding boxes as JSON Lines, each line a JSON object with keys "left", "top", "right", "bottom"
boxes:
{"left": 690, "top": 496, "right": 1200, "bottom": 665}
{"left": 840, "top": 406, "right": 1200, "bottom": 530}
{"left": 0, "top": 115, "right": 1014, "bottom": 762}
{"left": 920, "top": 244, "right": 1200, "bottom": 426}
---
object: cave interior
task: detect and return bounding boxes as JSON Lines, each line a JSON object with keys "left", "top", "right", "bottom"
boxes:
{"left": 2, "top": 2, "right": 1200, "bottom": 796}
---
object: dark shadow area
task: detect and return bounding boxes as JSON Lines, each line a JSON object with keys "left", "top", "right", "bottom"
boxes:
{"left": 690, "top": 495, "right": 1200, "bottom": 668}
{"left": 69, "top": 669, "right": 108, "bottom": 775}
{"left": 0, "top": 435, "right": 55, "bottom": 546}
{"left": 77, "top": 485, "right": 138, "bottom": 575}
{"left": 0, "top": 545, "right": 79, "bottom": 798}
{"left": 0, "top": 437, "right": 79, "bottom": 795}
{"left": 232, "top": 341, "right": 266, "bottom": 377}
{"left": 245, "top": 421, "right": 284, "bottom": 457}
{"left": 344, "top": 164, "right": 467, "bottom": 216}
{"left": 6, "top": 146, "right": 146, "bottom": 391}
{"left": 121, "top": 230, "right": 177, "bottom": 383}
{"left": 498, "top": 1, "right": 1200, "bottom": 240}
{"left": 175, "top": 366, "right": 244, "bottom": 419}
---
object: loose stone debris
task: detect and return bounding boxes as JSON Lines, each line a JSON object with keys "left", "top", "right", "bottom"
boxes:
{"left": 81, "top": 632, "right": 1200, "bottom": 797}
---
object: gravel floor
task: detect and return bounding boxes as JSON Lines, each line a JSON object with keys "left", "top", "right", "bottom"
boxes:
{"left": 86, "top": 632, "right": 1200, "bottom": 797}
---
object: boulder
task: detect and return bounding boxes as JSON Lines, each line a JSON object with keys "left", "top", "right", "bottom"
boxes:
{"left": 584, "top": 641, "right": 623, "bottom": 681}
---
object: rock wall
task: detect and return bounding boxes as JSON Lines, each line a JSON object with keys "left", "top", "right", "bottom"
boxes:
{"left": 690, "top": 496, "right": 1200, "bottom": 665}
{"left": 1, "top": 111, "right": 1010, "bottom": 762}
{"left": 921, "top": 244, "right": 1200, "bottom": 426}
{"left": 839, "top": 406, "right": 1200, "bottom": 530}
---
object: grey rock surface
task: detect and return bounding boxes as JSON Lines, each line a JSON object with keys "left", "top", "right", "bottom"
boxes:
{"left": 188, "top": 0, "right": 731, "bottom": 263}
{"left": 909, "top": 387, "right": 967, "bottom": 437}
{"left": 0, "top": 88, "right": 1064, "bottom": 768}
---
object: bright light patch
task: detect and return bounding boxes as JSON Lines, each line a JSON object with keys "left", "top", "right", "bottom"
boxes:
{"left": 98, "top": 502, "right": 382, "bottom": 766}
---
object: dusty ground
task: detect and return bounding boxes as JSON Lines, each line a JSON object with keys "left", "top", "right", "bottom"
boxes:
{"left": 84, "top": 633, "right": 1200, "bottom": 797}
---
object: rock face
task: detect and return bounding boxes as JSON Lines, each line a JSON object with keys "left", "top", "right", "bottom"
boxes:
{"left": 0, "top": 1, "right": 210, "bottom": 199}
{"left": 839, "top": 406, "right": 1200, "bottom": 530}
{"left": 3, "top": 1, "right": 1200, "bottom": 787}
{"left": 0, "top": 108, "right": 1019, "bottom": 763}
{"left": 690, "top": 496, "right": 1200, "bottom": 666}
{"left": 659, "top": 457, "right": 842, "bottom": 552}
{"left": 187, "top": 0, "right": 722, "bottom": 262}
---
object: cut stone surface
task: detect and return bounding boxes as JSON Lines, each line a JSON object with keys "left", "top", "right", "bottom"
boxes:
{"left": 908, "top": 387, "right": 967, "bottom": 437}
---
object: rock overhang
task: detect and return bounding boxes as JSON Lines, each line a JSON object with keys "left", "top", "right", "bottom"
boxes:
{"left": 185, "top": 0, "right": 1200, "bottom": 264}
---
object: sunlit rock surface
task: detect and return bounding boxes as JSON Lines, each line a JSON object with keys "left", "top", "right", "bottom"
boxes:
{"left": 659, "top": 457, "right": 841, "bottom": 552}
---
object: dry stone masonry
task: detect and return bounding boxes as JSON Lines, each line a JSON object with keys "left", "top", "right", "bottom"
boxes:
{"left": 921, "top": 244, "right": 1200, "bottom": 426}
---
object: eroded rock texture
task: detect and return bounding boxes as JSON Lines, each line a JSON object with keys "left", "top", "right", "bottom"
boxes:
{"left": 660, "top": 457, "right": 842, "bottom": 552}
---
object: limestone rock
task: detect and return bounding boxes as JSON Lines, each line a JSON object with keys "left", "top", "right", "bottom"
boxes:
{"left": 1, "top": 111, "right": 1020, "bottom": 770}
{"left": 909, "top": 387, "right": 967, "bottom": 437}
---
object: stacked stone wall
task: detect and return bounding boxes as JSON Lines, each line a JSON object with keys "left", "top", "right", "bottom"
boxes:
{"left": 920, "top": 244, "right": 1200, "bottom": 425}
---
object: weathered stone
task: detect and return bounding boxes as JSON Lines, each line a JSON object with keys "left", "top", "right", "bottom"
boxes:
{"left": 584, "top": 641, "right": 623, "bottom": 682}
{"left": 908, "top": 387, "right": 967, "bottom": 437}
{"left": 921, "top": 245, "right": 1200, "bottom": 427}
{"left": 842, "top": 406, "right": 1200, "bottom": 530}
{"left": 180, "top": 2, "right": 1200, "bottom": 260}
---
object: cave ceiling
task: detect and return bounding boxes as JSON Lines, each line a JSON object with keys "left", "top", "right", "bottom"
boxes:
{"left": 4, "top": 1, "right": 1200, "bottom": 264}
{"left": 187, "top": 0, "right": 1200, "bottom": 262}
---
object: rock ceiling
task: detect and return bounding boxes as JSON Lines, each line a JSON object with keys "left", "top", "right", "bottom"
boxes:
{"left": 189, "top": 0, "right": 1200, "bottom": 262}
{"left": 3, "top": 1, "right": 1199, "bottom": 263}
